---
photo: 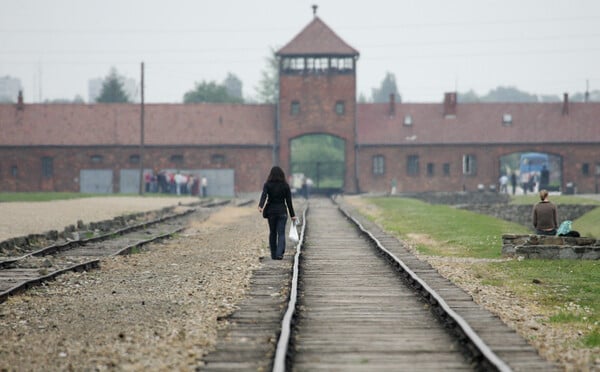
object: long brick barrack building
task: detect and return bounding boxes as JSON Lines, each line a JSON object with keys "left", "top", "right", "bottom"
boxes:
{"left": 1, "top": 15, "right": 599, "bottom": 196}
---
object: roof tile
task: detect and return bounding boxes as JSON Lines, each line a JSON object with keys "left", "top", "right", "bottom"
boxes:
{"left": 277, "top": 17, "right": 359, "bottom": 56}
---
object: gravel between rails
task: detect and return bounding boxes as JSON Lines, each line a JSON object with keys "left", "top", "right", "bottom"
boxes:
{"left": 0, "top": 197, "right": 269, "bottom": 370}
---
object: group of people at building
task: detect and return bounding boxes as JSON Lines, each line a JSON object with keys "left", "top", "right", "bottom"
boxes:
{"left": 499, "top": 165, "right": 550, "bottom": 196}
{"left": 144, "top": 170, "right": 208, "bottom": 197}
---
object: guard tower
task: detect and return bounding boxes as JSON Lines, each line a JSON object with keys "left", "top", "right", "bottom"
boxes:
{"left": 276, "top": 9, "right": 360, "bottom": 193}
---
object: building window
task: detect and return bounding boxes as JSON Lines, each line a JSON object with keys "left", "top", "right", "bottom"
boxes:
{"left": 315, "top": 57, "right": 328, "bottom": 70}
{"left": 427, "top": 162, "right": 434, "bottom": 177}
{"left": 462, "top": 154, "right": 477, "bottom": 175}
{"left": 443, "top": 163, "right": 450, "bottom": 176}
{"left": 11, "top": 165, "right": 18, "bottom": 177}
{"left": 582, "top": 163, "right": 590, "bottom": 176}
{"left": 335, "top": 101, "right": 345, "bottom": 115}
{"left": 403, "top": 114, "right": 413, "bottom": 126}
{"left": 407, "top": 155, "right": 419, "bottom": 176}
{"left": 41, "top": 156, "right": 53, "bottom": 178}
{"left": 129, "top": 154, "right": 140, "bottom": 164}
{"left": 170, "top": 154, "right": 183, "bottom": 164}
{"left": 502, "top": 114, "right": 513, "bottom": 126}
{"left": 291, "top": 101, "right": 300, "bottom": 116}
{"left": 90, "top": 155, "right": 103, "bottom": 164}
{"left": 373, "top": 155, "right": 385, "bottom": 175}
{"left": 211, "top": 154, "right": 225, "bottom": 164}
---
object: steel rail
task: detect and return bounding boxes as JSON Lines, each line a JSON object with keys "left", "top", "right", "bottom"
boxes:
{"left": 272, "top": 205, "right": 308, "bottom": 372}
{"left": 337, "top": 203, "right": 513, "bottom": 372}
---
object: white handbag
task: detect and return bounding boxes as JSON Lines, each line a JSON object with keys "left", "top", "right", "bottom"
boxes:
{"left": 288, "top": 220, "right": 299, "bottom": 243}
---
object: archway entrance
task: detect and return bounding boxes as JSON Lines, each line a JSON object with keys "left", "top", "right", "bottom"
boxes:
{"left": 499, "top": 151, "right": 563, "bottom": 194}
{"left": 290, "top": 134, "right": 346, "bottom": 195}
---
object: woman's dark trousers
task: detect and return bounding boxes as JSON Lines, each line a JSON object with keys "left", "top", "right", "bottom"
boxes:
{"left": 268, "top": 214, "right": 288, "bottom": 259}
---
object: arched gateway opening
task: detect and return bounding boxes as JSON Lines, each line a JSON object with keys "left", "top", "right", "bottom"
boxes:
{"left": 499, "top": 151, "right": 563, "bottom": 194}
{"left": 290, "top": 134, "right": 346, "bottom": 194}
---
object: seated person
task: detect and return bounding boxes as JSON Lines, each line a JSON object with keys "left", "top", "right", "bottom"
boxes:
{"left": 532, "top": 189, "right": 558, "bottom": 235}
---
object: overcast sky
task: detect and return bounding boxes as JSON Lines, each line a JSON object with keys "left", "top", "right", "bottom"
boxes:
{"left": 1, "top": 0, "right": 599, "bottom": 103}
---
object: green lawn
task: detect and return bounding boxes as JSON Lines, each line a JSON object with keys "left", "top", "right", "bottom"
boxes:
{"left": 361, "top": 196, "right": 600, "bottom": 348}
{"left": 368, "top": 197, "right": 530, "bottom": 258}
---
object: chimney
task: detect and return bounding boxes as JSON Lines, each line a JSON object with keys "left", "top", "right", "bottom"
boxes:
{"left": 16, "top": 90, "right": 24, "bottom": 111}
{"left": 389, "top": 93, "right": 395, "bottom": 116}
{"left": 562, "top": 92, "right": 569, "bottom": 115}
{"left": 443, "top": 92, "right": 457, "bottom": 117}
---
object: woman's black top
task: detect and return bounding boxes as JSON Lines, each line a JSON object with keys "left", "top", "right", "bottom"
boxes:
{"left": 259, "top": 181, "right": 295, "bottom": 218}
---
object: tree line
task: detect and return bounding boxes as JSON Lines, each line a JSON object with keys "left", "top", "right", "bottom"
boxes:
{"left": 4, "top": 49, "right": 595, "bottom": 104}
{"left": 97, "top": 62, "right": 599, "bottom": 104}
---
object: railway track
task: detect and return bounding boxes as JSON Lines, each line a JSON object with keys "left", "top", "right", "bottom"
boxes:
{"left": 0, "top": 199, "right": 230, "bottom": 304}
{"left": 202, "top": 197, "right": 557, "bottom": 371}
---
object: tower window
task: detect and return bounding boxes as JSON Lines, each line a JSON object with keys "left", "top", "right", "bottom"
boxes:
{"left": 502, "top": 114, "right": 513, "bottom": 126}
{"left": 335, "top": 101, "right": 345, "bottom": 115}
{"left": 291, "top": 101, "right": 300, "bottom": 116}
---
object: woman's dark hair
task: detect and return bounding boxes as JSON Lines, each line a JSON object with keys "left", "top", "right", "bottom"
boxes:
{"left": 267, "top": 166, "right": 287, "bottom": 183}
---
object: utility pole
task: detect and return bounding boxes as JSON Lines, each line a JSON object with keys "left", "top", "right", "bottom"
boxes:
{"left": 139, "top": 62, "right": 145, "bottom": 195}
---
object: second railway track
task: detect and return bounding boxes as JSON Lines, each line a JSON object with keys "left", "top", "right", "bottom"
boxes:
{"left": 0, "top": 199, "right": 230, "bottom": 304}
{"left": 202, "top": 197, "right": 557, "bottom": 371}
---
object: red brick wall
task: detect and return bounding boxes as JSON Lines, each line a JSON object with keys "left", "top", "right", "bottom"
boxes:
{"left": 2, "top": 142, "right": 598, "bottom": 194}
{"left": 357, "top": 143, "right": 600, "bottom": 194}
{"left": 0, "top": 146, "right": 273, "bottom": 194}
{"left": 278, "top": 73, "right": 358, "bottom": 192}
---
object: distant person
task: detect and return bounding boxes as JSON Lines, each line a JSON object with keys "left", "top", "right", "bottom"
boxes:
{"left": 258, "top": 166, "right": 297, "bottom": 260}
{"left": 144, "top": 171, "right": 152, "bottom": 193}
{"left": 305, "top": 178, "right": 313, "bottom": 199}
{"left": 499, "top": 174, "right": 508, "bottom": 194}
{"left": 510, "top": 172, "right": 517, "bottom": 195}
{"left": 540, "top": 165, "right": 550, "bottom": 189}
{"left": 174, "top": 171, "right": 185, "bottom": 195}
{"left": 201, "top": 176, "right": 208, "bottom": 197}
{"left": 532, "top": 189, "right": 558, "bottom": 235}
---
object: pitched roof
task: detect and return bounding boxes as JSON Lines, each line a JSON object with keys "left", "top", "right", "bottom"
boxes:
{"left": 0, "top": 103, "right": 276, "bottom": 146}
{"left": 277, "top": 17, "right": 359, "bottom": 56}
{"left": 357, "top": 101, "right": 600, "bottom": 145}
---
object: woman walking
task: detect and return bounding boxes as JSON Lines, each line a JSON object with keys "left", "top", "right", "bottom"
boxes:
{"left": 258, "top": 166, "right": 297, "bottom": 260}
